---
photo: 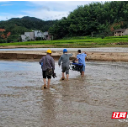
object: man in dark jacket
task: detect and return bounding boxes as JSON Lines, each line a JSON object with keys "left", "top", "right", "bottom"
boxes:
{"left": 39, "top": 49, "right": 55, "bottom": 89}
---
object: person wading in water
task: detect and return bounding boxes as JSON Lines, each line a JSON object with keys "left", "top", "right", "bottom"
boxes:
{"left": 76, "top": 50, "right": 87, "bottom": 77}
{"left": 39, "top": 49, "right": 55, "bottom": 89}
{"left": 58, "top": 49, "right": 73, "bottom": 81}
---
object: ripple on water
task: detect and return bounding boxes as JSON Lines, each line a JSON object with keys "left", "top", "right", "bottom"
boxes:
{"left": 0, "top": 60, "right": 128, "bottom": 126}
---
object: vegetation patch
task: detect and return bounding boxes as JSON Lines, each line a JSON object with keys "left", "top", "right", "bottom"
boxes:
{"left": 0, "top": 36, "right": 128, "bottom": 48}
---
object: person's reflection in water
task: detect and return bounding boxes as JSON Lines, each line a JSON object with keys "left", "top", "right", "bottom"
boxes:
{"left": 40, "top": 90, "right": 57, "bottom": 127}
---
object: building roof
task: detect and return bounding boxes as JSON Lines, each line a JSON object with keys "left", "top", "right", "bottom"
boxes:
{"left": 114, "top": 29, "right": 126, "bottom": 32}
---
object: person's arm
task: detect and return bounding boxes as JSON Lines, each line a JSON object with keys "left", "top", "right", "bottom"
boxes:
{"left": 58, "top": 56, "right": 62, "bottom": 66}
{"left": 83, "top": 52, "right": 87, "bottom": 57}
{"left": 39, "top": 57, "right": 43, "bottom": 65}
{"left": 85, "top": 52, "right": 88, "bottom": 55}
{"left": 76, "top": 54, "right": 79, "bottom": 60}
{"left": 68, "top": 53, "right": 73, "bottom": 58}
{"left": 51, "top": 58, "right": 55, "bottom": 70}
{"left": 84, "top": 52, "right": 88, "bottom": 60}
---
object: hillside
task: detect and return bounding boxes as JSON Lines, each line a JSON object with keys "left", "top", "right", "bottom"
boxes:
{"left": 0, "top": 16, "right": 57, "bottom": 43}
{"left": 49, "top": 1, "right": 128, "bottom": 39}
{"left": 0, "top": 16, "right": 57, "bottom": 31}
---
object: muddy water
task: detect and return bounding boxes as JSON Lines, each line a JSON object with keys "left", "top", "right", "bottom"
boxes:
{"left": 0, "top": 60, "right": 128, "bottom": 126}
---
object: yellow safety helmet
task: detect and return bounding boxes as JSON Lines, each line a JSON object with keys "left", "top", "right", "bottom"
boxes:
{"left": 46, "top": 49, "right": 52, "bottom": 54}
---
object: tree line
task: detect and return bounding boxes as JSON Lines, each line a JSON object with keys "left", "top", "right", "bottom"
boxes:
{"left": 49, "top": 1, "right": 128, "bottom": 39}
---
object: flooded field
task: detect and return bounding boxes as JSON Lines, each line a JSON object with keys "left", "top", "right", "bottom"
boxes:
{"left": 0, "top": 60, "right": 128, "bottom": 126}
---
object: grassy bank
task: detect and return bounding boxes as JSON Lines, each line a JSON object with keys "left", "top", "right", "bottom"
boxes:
{"left": 0, "top": 36, "right": 128, "bottom": 48}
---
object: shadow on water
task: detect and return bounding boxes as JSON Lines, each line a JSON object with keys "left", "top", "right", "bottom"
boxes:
{"left": 0, "top": 60, "right": 128, "bottom": 126}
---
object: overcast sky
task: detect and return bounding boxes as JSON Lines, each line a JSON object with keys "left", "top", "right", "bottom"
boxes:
{"left": 0, "top": 1, "right": 107, "bottom": 21}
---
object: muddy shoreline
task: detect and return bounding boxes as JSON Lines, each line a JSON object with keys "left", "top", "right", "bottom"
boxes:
{"left": 0, "top": 50, "right": 128, "bottom": 62}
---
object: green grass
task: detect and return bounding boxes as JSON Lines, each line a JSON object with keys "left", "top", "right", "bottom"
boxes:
{"left": 0, "top": 36, "right": 128, "bottom": 48}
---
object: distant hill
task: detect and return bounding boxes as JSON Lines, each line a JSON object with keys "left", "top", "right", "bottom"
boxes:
{"left": 0, "top": 16, "right": 57, "bottom": 43}
{"left": 0, "top": 16, "right": 57, "bottom": 32}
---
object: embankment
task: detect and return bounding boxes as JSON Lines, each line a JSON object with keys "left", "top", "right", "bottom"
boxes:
{"left": 0, "top": 51, "right": 128, "bottom": 62}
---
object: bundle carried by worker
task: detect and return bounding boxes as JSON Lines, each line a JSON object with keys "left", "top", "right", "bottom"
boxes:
{"left": 69, "top": 58, "right": 83, "bottom": 72}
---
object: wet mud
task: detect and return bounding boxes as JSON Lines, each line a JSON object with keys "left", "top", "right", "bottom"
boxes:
{"left": 0, "top": 60, "right": 128, "bottom": 126}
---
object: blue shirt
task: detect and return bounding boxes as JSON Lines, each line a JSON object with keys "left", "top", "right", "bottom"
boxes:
{"left": 41, "top": 62, "right": 43, "bottom": 69}
{"left": 77, "top": 53, "right": 87, "bottom": 66}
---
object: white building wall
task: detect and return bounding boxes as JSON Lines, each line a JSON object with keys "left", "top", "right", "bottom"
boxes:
{"left": 21, "top": 35, "right": 27, "bottom": 42}
{"left": 123, "top": 29, "right": 128, "bottom": 35}
{"left": 34, "top": 30, "right": 44, "bottom": 38}
{"left": 43, "top": 32, "right": 48, "bottom": 39}
{"left": 24, "top": 32, "right": 30, "bottom": 40}
{"left": 21, "top": 30, "right": 51, "bottom": 42}
{"left": 24, "top": 32, "right": 34, "bottom": 40}
{"left": 43, "top": 32, "right": 48, "bottom": 36}
{"left": 29, "top": 32, "right": 35, "bottom": 40}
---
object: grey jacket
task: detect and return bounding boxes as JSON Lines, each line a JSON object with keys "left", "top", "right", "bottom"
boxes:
{"left": 39, "top": 54, "right": 55, "bottom": 71}
{"left": 58, "top": 53, "right": 73, "bottom": 66}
